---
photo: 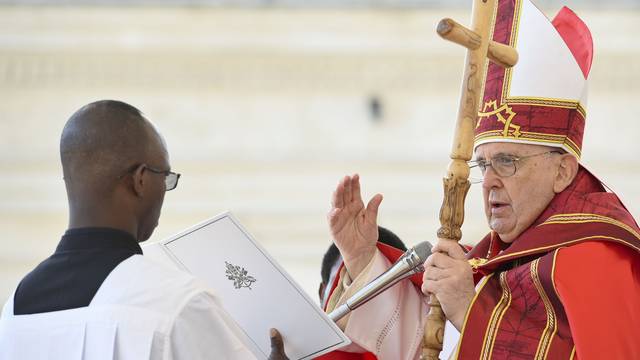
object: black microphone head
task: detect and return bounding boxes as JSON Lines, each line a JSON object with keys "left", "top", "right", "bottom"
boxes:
{"left": 413, "top": 241, "right": 433, "bottom": 262}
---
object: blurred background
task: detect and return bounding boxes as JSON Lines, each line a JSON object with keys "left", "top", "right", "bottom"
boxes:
{"left": 1, "top": 0, "right": 638, "bottom": 304}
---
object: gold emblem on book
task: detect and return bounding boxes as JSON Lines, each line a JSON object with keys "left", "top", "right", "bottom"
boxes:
{"left": 477, "top": 100, "right": 521, "bottom": 138}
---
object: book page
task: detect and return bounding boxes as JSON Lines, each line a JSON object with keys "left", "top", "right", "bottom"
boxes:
{"left": 145, "top": 212, "right": 350, "bottom": 360}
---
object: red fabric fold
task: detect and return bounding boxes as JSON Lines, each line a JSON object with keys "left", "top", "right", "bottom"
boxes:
{"left": 555, "top": 241, "right": 640, "bottom": 359}
{"left": 552, "top": 6, "right": 594, "bottom": 78}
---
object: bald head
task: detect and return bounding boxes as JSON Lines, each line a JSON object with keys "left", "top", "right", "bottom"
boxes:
{"left": 61, "top": 100, "right": 165, "bottom": 197}
{"left": 60, "top": 100, "right": 170, "bottom": 240}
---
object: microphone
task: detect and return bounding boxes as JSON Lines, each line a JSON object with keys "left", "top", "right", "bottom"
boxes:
{"left": 328, "top": 241, "right": 432, "bottom": 322}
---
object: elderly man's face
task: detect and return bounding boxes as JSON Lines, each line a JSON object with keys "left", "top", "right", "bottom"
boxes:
{"left": 475, "top": 143, "right": 561, "bottom": 243}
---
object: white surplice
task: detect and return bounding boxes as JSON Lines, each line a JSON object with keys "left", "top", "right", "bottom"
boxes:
{"left": 325, "top": 249, "right": 460, "bottom": 360}
{"left": 0, "top": 254, "right": 257, "bottom": 360}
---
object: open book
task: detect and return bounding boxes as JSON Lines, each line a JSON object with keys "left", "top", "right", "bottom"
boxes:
{"left": 143, "top": 212, "right": 350, "bottom": 360}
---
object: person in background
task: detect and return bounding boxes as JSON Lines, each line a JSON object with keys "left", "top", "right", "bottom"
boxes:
{"left": 319, "top": 226, "right": 407, "bottom": 309}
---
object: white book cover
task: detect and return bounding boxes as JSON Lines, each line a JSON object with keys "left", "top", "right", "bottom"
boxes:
{"left": 143, "top": 212, "right": 350, "bottom": 360}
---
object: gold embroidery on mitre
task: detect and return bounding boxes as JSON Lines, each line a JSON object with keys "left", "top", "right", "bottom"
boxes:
{"left": 477, "top": 100, "right": 521, "bottom": 138}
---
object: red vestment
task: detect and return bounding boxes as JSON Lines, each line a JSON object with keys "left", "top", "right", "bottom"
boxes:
{"left": 454, "top": 166, "right": 640, "bottom": 359}
{"left": 321, "top": 167, "right": 640, "bottom": 359}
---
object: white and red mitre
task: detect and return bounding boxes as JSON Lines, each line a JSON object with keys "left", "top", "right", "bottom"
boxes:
{"left": 474, "top": 0, "right": 593, "bottom": 159}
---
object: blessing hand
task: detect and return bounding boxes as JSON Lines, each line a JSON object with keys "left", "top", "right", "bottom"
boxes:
{"left": 327, "top": 174, "right": 383, "bottom": 278}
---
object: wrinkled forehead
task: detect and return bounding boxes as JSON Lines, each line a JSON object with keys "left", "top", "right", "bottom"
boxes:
{"left": 474, "top": 142, "right": 552, "bottom": 159}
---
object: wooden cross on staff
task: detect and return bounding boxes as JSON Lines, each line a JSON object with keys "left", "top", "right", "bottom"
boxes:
{"left": 421, "top": 1, "right": 518, "bottom": 359}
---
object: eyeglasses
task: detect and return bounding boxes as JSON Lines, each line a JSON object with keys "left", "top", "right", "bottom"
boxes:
{"left": 468, "top": 150, "right": 562, "bottom": 183}
{"left": 146, "top": 166, "right": 181, "bottom": 191}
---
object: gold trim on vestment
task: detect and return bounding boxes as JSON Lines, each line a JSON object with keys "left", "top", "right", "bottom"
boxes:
{"left": 477, "top": 235, "right": 639, "bottom": 269}
{"left": 550, "top": 249, "right": 560, "bottom": 306}
{"left": 531, "top": 259, "right": 558, "bottom": 360}
{"left": 453, "top": 274, "right": 494, "bottom": 359}
{"left": 480, "top": 272, "right": 512, "bottom": 360}
{"left": 542, "top": 213, "right": 640, "bottom": 240}
{"left": 469, "top": 257, "right": 489, "bottom": 271}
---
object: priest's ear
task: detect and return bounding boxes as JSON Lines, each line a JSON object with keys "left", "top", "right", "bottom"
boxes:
{"left": 553, "top": 153, "right": 579, "bottom": 193}
{"left": 130, "top": 164, "right": 148, "bottom": 198}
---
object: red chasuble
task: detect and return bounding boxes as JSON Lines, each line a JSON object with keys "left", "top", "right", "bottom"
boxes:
{"left": 453, "top": 166, "right": 640, "bottom": 359}
{"left": 319, "top": 1, "right": 638, "bottom": 358}
{"left": 320, "top": 166, "right": 640, "bottom": 360}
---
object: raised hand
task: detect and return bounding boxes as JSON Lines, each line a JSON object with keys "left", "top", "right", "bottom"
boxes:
{"left": 327, "top": 174, "right": 383, "bottom": 278}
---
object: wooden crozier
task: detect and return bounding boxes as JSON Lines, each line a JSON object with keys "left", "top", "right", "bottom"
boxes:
{"left": 420, "top": 2, "right": 518, "bottom": 359}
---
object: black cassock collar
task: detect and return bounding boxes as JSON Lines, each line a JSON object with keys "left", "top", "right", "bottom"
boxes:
{"left": 56, "top": 227, "right": 143, "bottom": 254}
{"left": 14, "top": 227, "right": 143, "bottom": 315}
